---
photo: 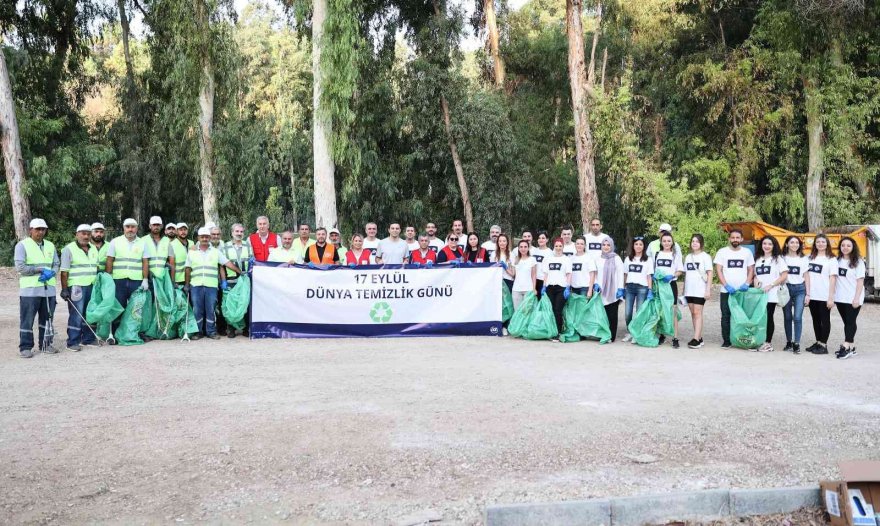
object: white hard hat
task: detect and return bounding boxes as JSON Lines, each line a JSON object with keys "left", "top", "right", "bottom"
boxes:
{"left": 90, "top": 222, "right": 105, "bottom": 231}
{"left": 176, "top": 222, "right": 188, "bottom": 229}
{"left": 197, "top": 227, "right": 211, "bottom": 236}
{"left": 165, "top": 223, "right": 176, "bottom": 229}
{"left": 329, "top": 228, "right": 341, "bottom": 235}
{"left": 659, "top": 223, "right": 673, "bottom": 233}
{"left": 149, "top": 216, "right": 163, "bottom": 225}
{"left": 29, "top": 218, "right": 48, "bottom": 229}
{"left": 123, "top": 218, "right": 138, "bottom": 227}
{"left": 76, "top": 224, "right": 92, "bottom": 233}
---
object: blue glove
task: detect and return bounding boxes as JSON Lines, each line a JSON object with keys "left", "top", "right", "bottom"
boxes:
{"left": 662, "top": 274, "right": 675, "bottom": 283}
{"left": 348, "top": 263, "right": 357, "bottom": 269}
{"left": 593, "top": 283, "right": 601, "bottom": 293}
{"left": 738, "top": 283, "right": 749, "bottom": 292}
{"left": 220, "top": 280, "right": 229, "bottom": 291}
{"left": 616, "top": 288, "right": 625, "bottom": 300}
{"left": 465, "top": 261, "right": 474, "bottom": 266}
{"left": 38, "top": 268, "right": 55, "bottom": 282}
{"left": 500, "top": 261, "right": 508, "bottom": 270}
{"left": 646, "top": 290, "right": 654, "bottom": 301}
{"left": 541, "top": 286, "right": 548, "bottom": 296}
{"left": 248, "top": 256, "right": 255, "bottom": 267}
{"left": 450, "top": 260, "right": 461, "bottom": 268}
{"left": 307, "top": 262, "right": 318, "bottom": 269}
{"left": 412, "top": 262, "right": 422, "bottom": 268}
{"left": 425, "top": 260, "right": 434, "bottom": 267}
{"left": 724, "top": 284, "right": 736, "bottom": 295}
{"left": 563, "top": 286, "right": 571, "bottom": 299}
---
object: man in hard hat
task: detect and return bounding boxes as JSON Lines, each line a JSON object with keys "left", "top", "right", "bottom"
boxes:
{"left": 60, "top": 224, "right": 99, "bottom": 352}
{"left": 164, "top": 223, "right": 177, "bottom": 241}
{"left": 183, "top": 227, "right": 242, "bottom": 340}
{"left": 249, "top": 216, "right": 281, "bottom": 262}
{"left": 90, "top": 222, "right": 109, "bottom": 269}
{"left": 105, "top": 218, "right": 150, "bottom": 334}
{"left": 222, "top": 223, "right": 252, "bottom": 338}
{"left": 647, "top": 222, "right": 680, "bottom": 258}
{"left": 170, "top": 223, "right": 192, "bottom": 287}
{"left": 141, "top": 216, "right": 176, "bottom": 282}
{"left": 268, "top": 231, "right": 300, "bottom": 264}
{"left": 15, "top": 218, "right": 61, "bottom": 358}
{"left": 329, "top": 228, "right": 347, "bottom": 260}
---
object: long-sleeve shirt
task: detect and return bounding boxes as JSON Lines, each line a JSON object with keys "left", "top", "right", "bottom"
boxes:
{"left": 15, "top": 240, "right": 60, "bottom": 297}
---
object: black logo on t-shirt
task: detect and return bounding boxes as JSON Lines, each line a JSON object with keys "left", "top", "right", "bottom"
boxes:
{"left": 808, "top": 263, "right": 823, "bottom": 273}
{"left": 686, "top": 262, "right": 700, "bottom": 271}
{"left": 756, "top": 265, "right": 771, "bottom": 276}
{"left": 628, "top": 264, "right": 643, "bottom": 273}
{"left": 838, "top": 268, "right": 848, "bottom": 277}
{"left": 727, "top": 260, "right": 744, "bottom": 269}
{"left": 548, "top": 263, "right": 562, "bottom": 271}
{"left": 366, "top": 247, "right": 377, "bottom": 255}
{"left": 534, "top": 255, "right": 544, "bottom": 262}
{"left": 656, "top": 258, "right": 672, "bottom": 268}
{"left": 788, "top": 266, "right": 800, "bottom": 275}
{"left": 563, "top": 251, "right": 574, "bottom": 256}
{"left": 572, "top": 263, "right": 582, "bottom": 271}
{"left": 588, "top": 243, "right": 602, "bottom": 251}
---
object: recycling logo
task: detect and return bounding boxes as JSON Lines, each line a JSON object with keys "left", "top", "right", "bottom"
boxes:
{"left": 370, "top": 301, "right": 393, "bottom": 323}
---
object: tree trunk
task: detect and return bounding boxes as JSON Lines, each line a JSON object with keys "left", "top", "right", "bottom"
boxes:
{"left": 587, "top": 2, "right": 601, "bottom": 88}
{"left": 566, "top": 0, "right": 599, "bottom": 233}
{"left": 483, "top": 0, "right": 505, "bottom": 88}
{"left": 440, "top": 95, "right": 474, "bottom": 233}
{"left": 600, "top": 46, "right": 607, "bottom": 91}
{"left": 312, "top": 0, "right": 338, "bottom": 229}
{"left": 0, "top": 48, "right": 32, "bottom": 240}
{"left": 118, "top": 0, "right": 135, "bottom": 84}
{"left": 198, "top": 59, "right": 219, "bottom": 225}
{"left": 804, "top": 76, "right": 824, "bottom": 231}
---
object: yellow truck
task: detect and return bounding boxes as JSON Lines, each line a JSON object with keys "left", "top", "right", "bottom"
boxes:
{"left": 719, "top": 221, "right": 880, "bottom": 299}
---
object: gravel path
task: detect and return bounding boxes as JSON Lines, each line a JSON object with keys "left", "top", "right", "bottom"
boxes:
{"left": 0, "top": 272, "right": 876, "bottom": 524}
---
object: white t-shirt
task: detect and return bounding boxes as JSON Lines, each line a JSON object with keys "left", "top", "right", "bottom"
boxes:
{"left": 542, "top": 254, "right": 572, "bottom": 286}
{"left": 653, "top": 250, "right": 683, "bottom": 278}
{"left": 531, "top": 247, "right": 552, "bottom": 280}
{"left": 624, "top": 256, "right": 654, "bottom": 287}
{"left": 362, "top": 238, "right": 380, "bottom": 256}
{"left": 595, "top": 254, "right": 625, "bottom": 305}
{"left": 784, "top": 255, "right": 809, "bottom": 285}
{"left": 807, "top": 255, "right": 838, "bottom": 301}
{"left": 754, "top": 256, "right": 788, "bottom": 303}
{"left": 584, "top": 233, "right": 606, "bottom": 260}
{"left": 428, "top": 238, "right": 445, "bottom": 253}
{"left": 481, "top": 240, "right": 497, "bottom": 260}
{"left": 406, "top": 241, "right": 419, "bottom": 253}
{"left": 376, "top": 238, "right": 409, "bottom": 264}
{"left": 570, "top": 253, "right": 597, "bottom": 288}
{"left": 493, "top": 251, "right": 514, "bottom": 281}
{"left": 683, "top": 252, "right": 713, "bottom": 298}
{"left": 834, "top": 258, "right": 866, "bottom": 304}
{"left": 713, "top": 247, "right": 755, "bottom": 289}
{"left": 562, "top": 242, "right": 576, "bottom": 257}
{"left": 512, "top": 257, "right": 537, "bottom": 292}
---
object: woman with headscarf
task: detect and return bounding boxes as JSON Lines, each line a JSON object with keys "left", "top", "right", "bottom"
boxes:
{"left": 595, "top": 235, "right": 625, "bottom": 342}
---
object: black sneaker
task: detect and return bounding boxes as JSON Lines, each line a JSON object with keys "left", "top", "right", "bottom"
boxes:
{"left": 792, "top": 343, "right": 801, "bottom": 355}
{"left": 835, "top": 345, "right": 846, "bottom": 358}
{"left": 783, "top": 341, "right": 793, "bottom": 352}
{"left": 227, "top": 329, "right": 236, "bottom": 339}
{"left": 658, "top": 335, "right": 666, "bottom": 345}
{"left": 806, "top": 342, "right": 819, "bottom": 353}
{"left": 837, "top": 347, "right": 857, "bottom": 360}
{"left": 721, "top": 342, "right": 732, "bottom": 349}
{"left": 191, "top": 334, "right": 203, "bottom": 341}
{"left": 687, "top": 338, "right": 701, "bottom": 349}
{"left": 672, "top": 338, "right": 680, "bottom": 349}
{"left": 207, "top": 334, "right": 220, "bottom": 340}
{"left": 811, "top": 343, "right": 828, "bottom": 355}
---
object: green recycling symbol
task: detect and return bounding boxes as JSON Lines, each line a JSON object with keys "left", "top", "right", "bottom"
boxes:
{"left": 370, "top": 301, "right": 393, "bottom": 323}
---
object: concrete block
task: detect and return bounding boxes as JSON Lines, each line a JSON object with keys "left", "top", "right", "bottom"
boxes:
{"left": 486, "top": 499, "right": 612, "bottom": 526}
{"left": 610, "top": 489, "right": 730, "bottom": 526}
{"left": 730, "top": 486, "right": 821, "bottom": 517}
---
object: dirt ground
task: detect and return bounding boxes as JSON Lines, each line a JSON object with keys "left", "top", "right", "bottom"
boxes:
{"left": 1, "top": 269, "right": 877, "bottom": 525}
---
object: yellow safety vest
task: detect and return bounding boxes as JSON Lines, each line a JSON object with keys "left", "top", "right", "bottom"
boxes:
{"left": 222, "top": 241, "right": 251, "bottom": 279}
{"left": 93, "top": 242, "right": 110, "bottom": 268}
{"left": 64, "top": 242, "right": 98, "bottom": 286}
{"left": 19, "top": 238, "right": 57, "bottom": 289}
{"left": 170, "top": 238, "right": 191, "bottom": 283}
{"left": 110, "top": 236, "right": 145, "bottom": 281}
{"left": 141, "top": 235, "right": 172, "bottom": 278}
{"left": 188, "top": 247, "right": 220, "bottom": 287}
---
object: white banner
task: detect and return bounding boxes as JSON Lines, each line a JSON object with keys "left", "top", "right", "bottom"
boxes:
{"left": 250, "top": 263, "right": 503, "bottom": 338}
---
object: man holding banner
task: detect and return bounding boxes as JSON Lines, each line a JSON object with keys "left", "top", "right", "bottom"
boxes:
{"left": 306, "top": 228, "right": 340, "bottom": 265}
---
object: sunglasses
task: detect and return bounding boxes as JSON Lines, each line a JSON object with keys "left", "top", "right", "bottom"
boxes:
{"left": 449, "top": 237, "right": 459, "bottom": 241}
{"left": 633, "top": 236, "right": 645, "bottom": 241}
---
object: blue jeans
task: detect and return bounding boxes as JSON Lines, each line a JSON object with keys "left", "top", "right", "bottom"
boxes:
{"left": 782, "top": 283, "right": 806, "bottom": 343}
{"left": 20, "top": 296, "right": 57, "bottom": 351}
{"left": 624, "top": 283, "right": 649, "bottom": 326}
{"left": 192, "top": 286, "right": 218, "bottom": 336}
{"left": 66, "top": 285, "right": 96, "bottom": 347}
{"left": 113, "top": 279, "right": 141, "bottom": 330}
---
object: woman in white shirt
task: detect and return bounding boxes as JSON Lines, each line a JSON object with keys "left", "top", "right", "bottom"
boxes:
{"left": 753, "top": 236, "right": 789, "bottom": 353}
{"left": 834, "top": 237, "right": 864, "bottom": 360}
{"left": 532, "top": 231, "right": 552, "bottom": 298}
{"left": 653, "top": 233, "right": 684, "bottom": 348}
{"left": 542, "top": 238, "right": 572, "bottom": 341}
{"left": 510, "top": 240, "right": 537, "bottom": 310}
{"left": 569, "top": 237, "right": 597, "bottom": 297}
{"left": 782, "top": 235, "right": 810, "bottom": 354}
{"left": 596, "top": 236, "right": 625, "bottom": 341}
{"left": 683, "top": 234, "right": 713, "bottom": 349}
{"left": 622, "top": 236, "right": 654, "bottom": 342}
{"left": 493, "top": 233, "right": 515, "bottom": 292}
{"left": 806, "top": 234, "right": 837, "bottom": 355}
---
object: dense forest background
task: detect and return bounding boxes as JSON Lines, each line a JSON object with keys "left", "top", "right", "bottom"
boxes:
{"left": 2, "top": 0, "right": 879, "bottom": 261}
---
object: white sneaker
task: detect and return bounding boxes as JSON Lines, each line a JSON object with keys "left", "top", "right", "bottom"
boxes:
{"left": 621, "top": 334, "right": 632, "bottom": 343}
{"left": 757, "top": 342, "right": 773, "bottom": 353}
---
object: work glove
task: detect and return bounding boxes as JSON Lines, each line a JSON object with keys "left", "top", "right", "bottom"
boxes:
{"left": 615, "top": 288, "right": 625, "bottom": 300}
{"left": 140, "top": 278, "right": 149, "bottom": 290}
{"left": 500, "top": 261, "right": 508, "bottom": 270}
{"left": 220, "top": 280, "right": 229, "bottom": 291}
{"left": 348, "top": 263, "right": 357, "bottom": 269}
{"left": 646, "top": 290, "right": 654, "bottom": 301}
{"left": 60, "top": 287, "right": 71, "bottom": 301}
{"left": 425, "top": 260, "right": 433, "bottom": 268}
{"left": 563, "top": 286, "right": 571, "bottom": 300}
{"left": 411, "top": 262, "right": 422, "bottom": 268}
{"left": 307, "top": 262, "right": 318, "bottom": 269}
{"left": 662, "top": 274, "right": 675, "bottom": 283}
{"left": 183, "top": 284, "right": 192, "bottom": 294}
{"left": 248, "top": 256, "right": 256, "bottom": 267}
{"left": 724, "top": 284, "right": 736, "bottom": 295}
{"left": 738, "top": 283, "right": 749, "bottom": 292}
{"left": 465, "top": 261, "right": 474, "bottom": 266}
{"left": 593, "top": 283, "right": 601, "bottom": 293}
{"left": 38, "top": 268, "right": 55, "bottom": 282}
{"left": 450, "top": 260, "right": 461, "bottom": 268}
{"left": 541, "top": 286, "right": 548, "bottom": 296}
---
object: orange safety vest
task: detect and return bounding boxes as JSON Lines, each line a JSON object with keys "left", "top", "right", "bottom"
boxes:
{"left": 307, "top": 243, "right": 336, "bottom": 264}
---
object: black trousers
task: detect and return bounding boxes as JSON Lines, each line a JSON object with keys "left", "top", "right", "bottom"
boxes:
{"left": 808, "top": 299, "right": 832, "bottom": 343}
{"left": 216, "top": 287, "right": 227, "bottom": 335}
{"left": 604, "top": 300, "right": 620, "bottom": 341}
{"left": 535, "top": 279, "right": 544, "bottom": 299}
{"left": 765, "top": 302, "right": 776, "bottom": 343}
{"left": 835, "top": 302, "right": 861, "bottom": 342}
{"left": 546, "top": 285, "right": 566, "bottom": 334}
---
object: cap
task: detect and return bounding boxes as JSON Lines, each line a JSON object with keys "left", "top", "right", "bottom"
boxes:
{"left": 165, "top": 223, "right": 176, "bottom": 229}
{"left": 149, "top": 216, "right": 162, "bottom": 225}
{"left": 329, "top": 228, "right": 340, "bottom": 235}
{"left": 197, "top": 227, "right": 211, "bottom": 236}
{"left": 659, "top": 223, "right": 673, "bottom": 233}
{"left": 205, "top": 221, "right": 217, "bottom": 229}
{"left": 76, "top": 223, "right": 92, "bottom": 233}
{"left": 176, "top": 222, "right": 189, "bottom": 229}
{"left": 90, "top": 222, "right": 105, "bottom": 231}
{"left": 29, "top": 218, "right": 48, "bottom": 229}
{"left": 123, "top": 218, "right": 138, "bottom": 227}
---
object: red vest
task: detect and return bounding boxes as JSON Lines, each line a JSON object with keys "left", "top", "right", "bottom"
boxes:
{"left": 464, "top": 248, "right": 488, "bottom": 263}
{"left": 439, "top": 246, "right": 462, "bottom": 263}
{"left": 346, "top": 250, "right": 372, "bottom": 266}
{"left": 410, "top": 249, "right": 437, "bottom": 264}
{"left": 249, "top": 231, "right": 279, "bottom": 262}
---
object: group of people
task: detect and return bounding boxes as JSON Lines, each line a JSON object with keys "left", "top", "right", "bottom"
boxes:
{"left": 15, "top": 215, "right": 865, "bottom": 360}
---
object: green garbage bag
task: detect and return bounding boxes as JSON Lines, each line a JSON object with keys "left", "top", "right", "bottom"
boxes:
{"left": 729, "top": 288, "right": 768, "bottom": 349}
{"left": 508, "top": 291, "right": 537, "bottom": 338}
{"left": 501, "top": 282, "right": 514, "bottom": 323}
{"left": 222, "top": 275, "right": 251, "bottom": 330}
{"left": 628, "top": 297, "right": 661, "bottom": 347}
{"left": 175, "top": 287, "right": 199, "bottom": 338}
{"left": 146, "top": 273, "right": 181, "bottom": 339}
{"left": 654, "top": 271, "right": 678, "bottom": 337}
{"left": 560, "top": 293, "right": 612, "bottom": 343}
{"left": 116, "top": 289, "right": 153, "bottom": 346}
{"left": 520, "top": 294, "right": 559, "bottom": 340}
{"left": 86, "top": 272, "right": 123, "bottom": 340}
